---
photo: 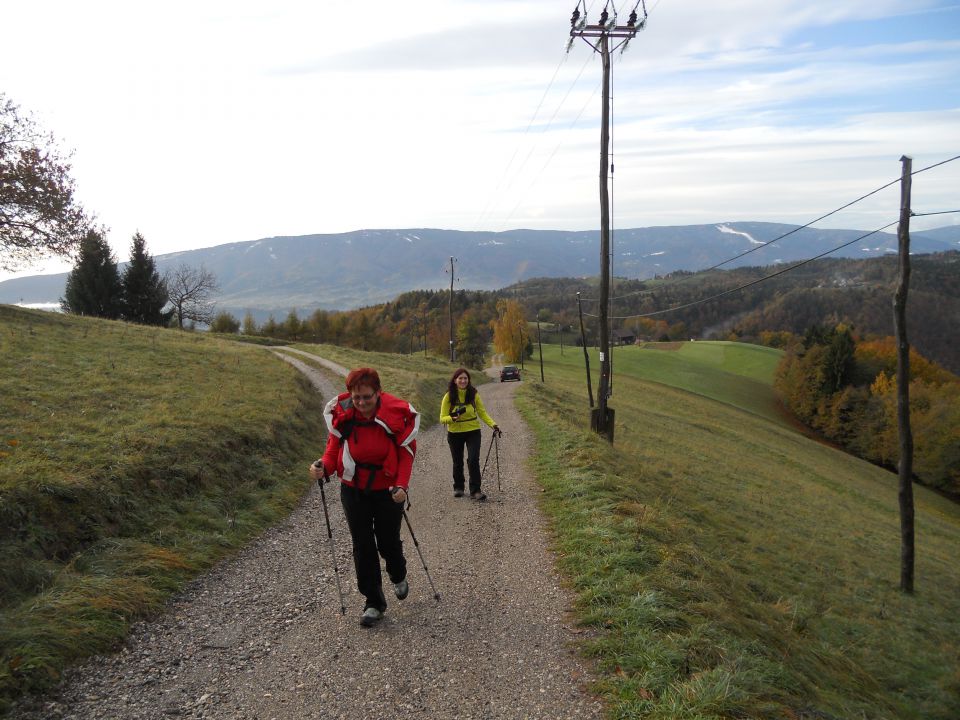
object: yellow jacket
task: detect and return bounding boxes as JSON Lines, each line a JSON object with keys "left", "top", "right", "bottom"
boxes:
{"left": 440, "top": 389, "right": 497, "bottom": 434}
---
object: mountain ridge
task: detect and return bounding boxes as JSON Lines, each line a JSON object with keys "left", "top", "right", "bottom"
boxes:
{"left": 2, "top": 223, "right": 956, "bottom": 315}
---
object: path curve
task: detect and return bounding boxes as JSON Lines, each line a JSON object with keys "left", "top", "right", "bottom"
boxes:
{"left": 12, "top": 351, "right": 602, "bottom": 720}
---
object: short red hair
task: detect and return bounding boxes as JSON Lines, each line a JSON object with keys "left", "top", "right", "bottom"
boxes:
{"left": 345, "top": 367, "right": 381, "bottom": 393}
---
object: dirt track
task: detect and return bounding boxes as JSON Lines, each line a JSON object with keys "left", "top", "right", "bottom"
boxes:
{"left": 11, "top": 350, "right": 602, "bottom": 720}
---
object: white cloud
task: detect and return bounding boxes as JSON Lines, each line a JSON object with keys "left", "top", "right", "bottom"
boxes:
{"left": 2, "top": 0, "right": 958, "bottom": 281}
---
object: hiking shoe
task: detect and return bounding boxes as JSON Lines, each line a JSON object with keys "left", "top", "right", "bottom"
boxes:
{"left": 360, "top": 607, "right": 384, "bottom": 627}
{"left": 470, "top": 491, "right": 487, "bottom": 501}
{"left": 394, "top": 578, "right": 409, "bottom": 600}
{"left": 453, "top": 489, "right": 464, "bottom": 498}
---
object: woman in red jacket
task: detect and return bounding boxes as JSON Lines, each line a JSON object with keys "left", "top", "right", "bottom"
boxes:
{"left": 309, "top": 367, "right": 419, "bottom": 626}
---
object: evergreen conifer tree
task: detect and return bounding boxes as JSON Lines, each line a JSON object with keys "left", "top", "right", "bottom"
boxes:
{"left": 60, "top": 229, "right": 122, "bottom": 318}
{"left": 121, "top": 232, "right": 170, "bottom": 324}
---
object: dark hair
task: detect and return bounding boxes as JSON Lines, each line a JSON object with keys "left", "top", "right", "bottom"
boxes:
{"left": 447, "top": 367, "right": 476, "bottom": 405}
{"left": 346, "top": 367, "right": 381, "bottom": 393}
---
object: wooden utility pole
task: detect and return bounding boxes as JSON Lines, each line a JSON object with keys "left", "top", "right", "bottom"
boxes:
{"left": 447, "top": 256, "right": 456, "bottom": 363}
{"left": 594, "top": 31, "right": 614, "bottom": 441}
{"left": 894, "top": 155, "right": 915, "bottom": 594}
{"left": 569, "top": 3, "right": 644, "bottom": 443}
{"left": 421, "top": 308, "right": 427, "bottom": 358}
{"left": 518, "top": 321, "right": 525, "bottom": 370}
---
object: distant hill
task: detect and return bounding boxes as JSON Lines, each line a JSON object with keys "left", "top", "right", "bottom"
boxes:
{"left": 2, "top": 223, "right": 956, "bottom": 318}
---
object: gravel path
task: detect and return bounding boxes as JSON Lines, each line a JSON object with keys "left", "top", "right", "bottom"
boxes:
{"left": 12, "top": 351, "right": 603, "bottom": 720}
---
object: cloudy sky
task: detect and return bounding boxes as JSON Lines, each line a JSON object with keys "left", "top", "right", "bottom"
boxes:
{"left": 2, "top": 0, "right": 958, "bottom": 281}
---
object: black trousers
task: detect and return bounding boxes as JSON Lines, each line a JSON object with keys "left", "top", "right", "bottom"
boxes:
{"left": 340, "top": 484, "right": 406, "bottom": 611}
{"left": 447, "top": 429, "right": 482, "bottom": 493}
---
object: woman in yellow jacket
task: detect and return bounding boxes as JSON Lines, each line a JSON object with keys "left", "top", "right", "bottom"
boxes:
{"left": 440, "top": 367, "right": 500, "bottom": 500}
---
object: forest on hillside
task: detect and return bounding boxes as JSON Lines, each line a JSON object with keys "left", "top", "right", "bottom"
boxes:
{"left": 231, "top": 251, "right": 960, "bottom": 375}
{"left": 774, "top": 325, "right": 959, "bottom": 496}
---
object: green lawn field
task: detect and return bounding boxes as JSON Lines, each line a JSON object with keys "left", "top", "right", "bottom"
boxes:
{"left": 519, "top": 340, "right": 960, "bottom": 719}
{"left": 4, "top": 314, "right": 957, "bottom": 719}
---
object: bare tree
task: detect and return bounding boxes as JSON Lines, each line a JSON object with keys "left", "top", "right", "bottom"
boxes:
{"left": 165, "top": 263, "right": 218, "bottom": 329}
{"left": 1, "top": 93, "right": 93, "bottom": 271}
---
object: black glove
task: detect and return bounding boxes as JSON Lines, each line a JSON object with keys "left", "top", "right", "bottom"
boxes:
{"left": 313, "top": 460, "right": 330, "bottom": 483}
{"left": 493, "top": 425, "right": 502, "bottom": 437}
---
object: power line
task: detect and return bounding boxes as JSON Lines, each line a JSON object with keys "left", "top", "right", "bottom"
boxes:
{"left": 913, "top": 209, "right": 960, "bottom": 218}
{"left": 481, "top": 1, "right": 665, "bottom": 233}
{"left": 584, "top": 153, "right": 960, "bottom": 304}
{"left": 500, "top": 0, "right": 653, "bottom": 227}
{"left": 608, "top": 180, "right": 900, "bottom": 301}
{"left": 501, "top": 80, "right": 601, "bottom": 226}
{"left": 913, "top": 154, "right": 960, "bottom": 176}
{"left": 476, "top": 54, "right": 597, "bottom": 230}
{"left": 476, "top": 3, "right": 606, "bottom": 230}
{"left": 583, "top": 220, "right": 900, "bottom": 320}
{"left": 472, "top": 54, "right": 569, "bottom": 228}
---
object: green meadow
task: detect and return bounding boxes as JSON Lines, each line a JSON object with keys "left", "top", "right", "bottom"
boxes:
{"left": 0, "top": 306, "right": 456, "bottom": 711}
{"left": 2, "top": 306, "right": 958, "bottom": 719}
{"left": 601, "top": 341, "right": 787, "bottom": 427}
{"left": 522, "top": 341, "right": 960, "bottom": 719}
{"left": 0, "top": 308, "right": 311, "bottom": 708}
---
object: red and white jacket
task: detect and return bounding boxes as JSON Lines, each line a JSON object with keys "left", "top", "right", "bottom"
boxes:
{"left": 320, "top": 391, "right": 419, "bottom": 491}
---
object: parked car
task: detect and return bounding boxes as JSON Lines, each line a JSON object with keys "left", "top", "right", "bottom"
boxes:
{"left": 500, "top": 365, "right": 521, "bottom": 382}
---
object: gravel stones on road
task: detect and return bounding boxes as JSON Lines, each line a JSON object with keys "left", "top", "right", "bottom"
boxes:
{"left": 11, "top": 355, "right": 602, "bottom": 720}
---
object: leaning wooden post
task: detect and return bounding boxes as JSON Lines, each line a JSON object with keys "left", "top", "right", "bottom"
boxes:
{"left": 577, "top": 292, "right": 595, "bottom": 408}
{"left": 536, "top": 312, "right": 545, "bottom": 383}
{"left": 894, "top": 155, "right": 915, "bottom": 594}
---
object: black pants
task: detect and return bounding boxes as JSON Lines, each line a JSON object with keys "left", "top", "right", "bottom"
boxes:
{"left": 340, "top": 484, "right": 406, "bottom": 611}
{"left": 447, "top": 429, "right": 482, "bottom": 494}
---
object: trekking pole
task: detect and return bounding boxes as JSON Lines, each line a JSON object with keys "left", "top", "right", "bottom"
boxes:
{"left": 315, "top": 463, "right": 346, "bottom": 615}
{"left": 480, "top": 428, "right": 503, "bottom": 492}
{"left": 480, "top": 429, "right": 496, "bottom": 486}
{"left": 400, "top": 509, "right": 441, "bottom": 602}
{"left": 494, "top": 429, "right": 502, "bottom": 492}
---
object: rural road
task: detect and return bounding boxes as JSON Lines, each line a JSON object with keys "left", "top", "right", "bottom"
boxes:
{"left": 12, "top": 349, "right": 603, "bottom": 720}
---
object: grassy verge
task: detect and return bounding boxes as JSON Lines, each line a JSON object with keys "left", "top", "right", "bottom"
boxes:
{"left": 0, "top": 306, "right": 325, "bottom": 710}
{"left": 521, "top": 342, "right": 960, "bottom": 719}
